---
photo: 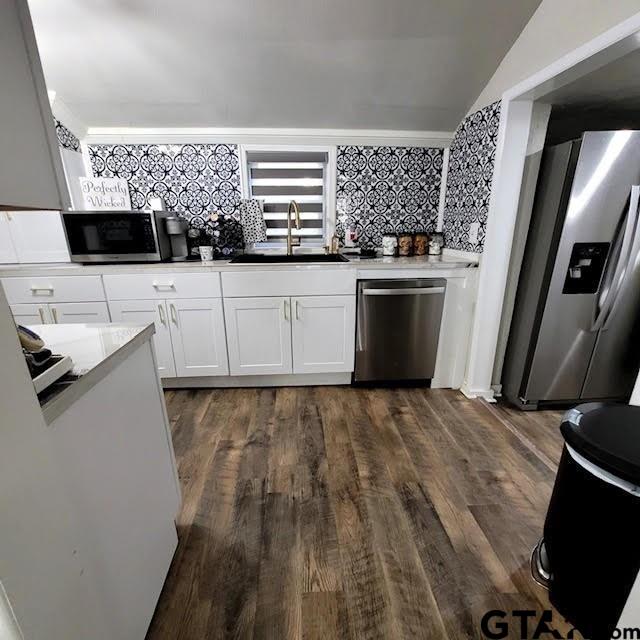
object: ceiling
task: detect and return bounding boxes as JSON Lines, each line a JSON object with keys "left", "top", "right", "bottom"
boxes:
{"left": 542, "top": 48, "right": 640, "bottom": 112}
{"left": 28, "top": 0, "right": 541, "bottom": 132}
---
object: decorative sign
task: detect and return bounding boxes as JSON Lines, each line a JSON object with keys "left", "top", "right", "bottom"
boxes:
{"left": 79, "top": 177, "right": 131, "bottom": 210}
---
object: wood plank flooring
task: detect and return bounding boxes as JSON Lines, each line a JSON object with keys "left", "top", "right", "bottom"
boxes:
{"left": 146, "top": 387, "right": 571, "bottom": 640}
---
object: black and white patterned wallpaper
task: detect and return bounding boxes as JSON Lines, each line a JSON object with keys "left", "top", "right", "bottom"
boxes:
{"left": 442, "top": 101, "right": 501, "bottom": 252}
{"left": 54, "top": 118, "right": 81, "bottom": 152}
{"left": 88, "top": 143, "right": 243, "bottom": 254}
{"left": 336, "top": 145, "right": 443, "bottom": 248}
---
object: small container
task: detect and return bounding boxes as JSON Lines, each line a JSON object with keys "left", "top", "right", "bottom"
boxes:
{"left": 428, "top": 232, "right": 444, "bottom": 256}
{"left": 398, "top": 233, "right": 413, "bottom": 257}
{"left": 413, "top": 233, "right": 429, "bottom": 256}
{"left": 187, "top": 227, "right": 202, "bottom": 257}
{"left": 198, "top": 245, "right": 214, "bottom": 261}
{"left": 345, "top": 224, "right": 359, "bottom": 248}
{"left": 382, "top": 234, "right": 398, "bottom": 257}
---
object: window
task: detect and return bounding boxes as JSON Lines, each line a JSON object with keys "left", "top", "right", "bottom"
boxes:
{"left": 244, "top": 149, "right": 331, "bottom": 246}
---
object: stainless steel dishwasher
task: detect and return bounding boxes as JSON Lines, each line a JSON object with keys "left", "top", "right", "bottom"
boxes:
{"left": 354, "top": 278, "right": 446, "bottom": 383}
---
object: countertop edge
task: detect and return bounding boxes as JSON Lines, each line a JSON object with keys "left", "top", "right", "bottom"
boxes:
{"left": 43, "top": 323, "right": 156, "bottom": 426}
{"left": 0, "top": 257, "right": 478, "bottom": 277}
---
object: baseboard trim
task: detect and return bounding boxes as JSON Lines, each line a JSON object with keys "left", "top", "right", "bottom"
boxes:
{"left": 162, "top": 372, "right": 352, "bottom": 389}
{"left": 460, "top": 382, "right": 496, "bottom": 403}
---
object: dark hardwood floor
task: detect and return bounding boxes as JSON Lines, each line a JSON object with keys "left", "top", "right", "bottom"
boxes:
{"left": 146, "top": 387, "right": 572, "bottom": 640}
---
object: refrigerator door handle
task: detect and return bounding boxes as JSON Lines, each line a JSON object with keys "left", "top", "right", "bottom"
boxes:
{"left": 603, "top": 186, "right": 640, "bottom": 330}
{"left": 590, "top": 185, "right": 640, "bottom": 332}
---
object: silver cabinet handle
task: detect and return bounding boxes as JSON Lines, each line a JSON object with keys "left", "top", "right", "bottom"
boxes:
{"left": 158, "top": 303, "right": 167, "bottom": 327}
{"left": 283, "top": 299, "right": 289, "bottom": 321}
{"left": 362, "top": 287, "right": 445, "bottom": 296}
{"left": 170, "top": 303, "right": 178, "bottom": 326}
{"left": 51, "top": 307, "right": 58, "bottom": 323}
{"left": 152, "top": 281, "right": 175, "bottom": 291}
{"left": 30, "top": 285, "right": 54, "bottom": 295}
{"left": 38, "top": 307, "right": 45, "bottom": 323}
{"left": 295, "top": 300, "right": 300, "bottom": 320}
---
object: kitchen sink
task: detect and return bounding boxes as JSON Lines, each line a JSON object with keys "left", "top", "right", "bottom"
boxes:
{"left": 228, "top": 253, "right": 350, "bottom": 264}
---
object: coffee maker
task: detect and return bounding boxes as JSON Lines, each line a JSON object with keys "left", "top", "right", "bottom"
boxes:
{"left": 164, "top": 216, "right": 189, "bottom": 261}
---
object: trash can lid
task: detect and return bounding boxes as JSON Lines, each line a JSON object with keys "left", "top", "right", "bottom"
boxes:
{"left": 561, "top": 403, "right": 640, "bottom": 485}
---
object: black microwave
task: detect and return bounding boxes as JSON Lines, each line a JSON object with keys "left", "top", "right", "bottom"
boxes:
{"left": 61, "top": 210, "right": 172, "bottom": 263}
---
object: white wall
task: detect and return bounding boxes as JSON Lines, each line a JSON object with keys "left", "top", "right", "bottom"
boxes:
{"left": 60, "top": 147, "right": 86, "bottom": 209}
{"left": 469, "top": 0, "right": 640, "bottom": 113}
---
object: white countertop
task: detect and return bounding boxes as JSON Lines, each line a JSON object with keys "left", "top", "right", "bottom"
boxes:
{"left": 0, "top": 253, "right": 476, "bottom": 277}
{"left": 30, "top": 323, "right": 155, "bottom": 424}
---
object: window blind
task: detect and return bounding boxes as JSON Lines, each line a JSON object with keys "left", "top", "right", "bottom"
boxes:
{"left": 246, "top": 150, "right": 327, "bottom": 244}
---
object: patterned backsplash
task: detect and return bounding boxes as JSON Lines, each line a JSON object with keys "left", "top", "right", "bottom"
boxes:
{"left": 88, "top": 142, "right": 445, "bottom": 253}
{"left": 88, "top": 143, "right": 244, "bottom": 254}
{"left": 442, "top": 101, "right": 501, "bottom": 252}
{"left": 336, "top": 145, "right": 443, "bottom": 249}
{"left": 54, "top": 119, "right": 81, "bottom": 152}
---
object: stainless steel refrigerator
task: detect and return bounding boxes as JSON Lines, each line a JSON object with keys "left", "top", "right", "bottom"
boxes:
{"left": 502, "top": 131, "right": 640, "bottom": 409}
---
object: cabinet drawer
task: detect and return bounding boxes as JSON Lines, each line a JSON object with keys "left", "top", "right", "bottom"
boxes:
{"left": 103, "top": 272, "right": 221, "bottom": 300}
{"left": 221, "top": 269, "right": 356, "bottom": 297}
{"left": 1, "top": 275, "right": 105, "bottom": 304}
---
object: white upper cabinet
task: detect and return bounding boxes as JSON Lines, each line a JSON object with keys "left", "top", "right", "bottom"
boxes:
{"left": 0, "top": 0, "right": 69, "bottom": 211}
{"left": 60, "top": 147, "right": 87, "bottom": 209}
{"left": 108, "top": 300, "right": 176, "bottom": 378}
{"left": 291, "top": 295, "right": 356, "bottom": 374}
{"left": 168, "top": 298, "right": 229, "bottom": 377}
{"left": 224, "top": 297, "right": 292, "bottom": 376}
{"left": 6, "top": 212, "right": 70, "bottom": 263}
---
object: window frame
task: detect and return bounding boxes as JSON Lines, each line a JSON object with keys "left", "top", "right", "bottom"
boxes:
{"left": 239, "top": 144, "right": 336, "bottom": 249}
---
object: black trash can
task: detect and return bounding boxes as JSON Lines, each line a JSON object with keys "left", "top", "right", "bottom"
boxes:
{"left": 533, "top": 403, "right": 640, "bottom": 640}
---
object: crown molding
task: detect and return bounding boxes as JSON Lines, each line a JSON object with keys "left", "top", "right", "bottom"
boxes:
{"left": 83, "top": 127, "right": 454, "bottom": 148}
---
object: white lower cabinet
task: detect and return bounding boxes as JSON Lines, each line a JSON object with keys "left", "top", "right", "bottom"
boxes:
{"left": 10, "top": 301, "right": 110, "bottom": 325}
{"left": 109, "top": 298, "right": 229, "bottom": 378}
{"left": 49, "top": 302, "right": 110, "bottom": 324}
{"left": 108, "top": 300, "right": 176, "bottom": 377}
{"left": 7, "top": 268, "right": 358, "bottom": 381}
{"left": 291, "top": 295, "right": 356, "bottom": 374}
{"left": 224, "top": 296, "right": 292, "bottom": 375}
{"left": 168, "top": 298, "right": 229, "bottom": 377}
{"left": 10, "top": 303, "right": 49, "bottom": 324}
{"left": 224, "top": 295, "right": 356, "bottom": 376}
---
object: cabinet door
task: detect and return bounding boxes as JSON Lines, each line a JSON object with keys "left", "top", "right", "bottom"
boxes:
{"left": 9, "top": 303, "right": 50, "bottom": 325}
{"left": 224, "top": 297, "right": 292, "bottom": 375}
{"left": 0, "top": 213, "right": 18, "bottom": 263}
{"left": 291, "top": 295, "right": 356, "bottom": 374}
{"left": 49, "top": 302, "right": 110, "bottom": 324}
{"left": 9, "top": 212, "right": 70, "bottom": 263}
{"left": 108, "top": 300, "right": 176, "bottom": 377}
{"left": 167, "top": 298, "right": 229, "bottom": 377}
{"left": 0, "top": 0, "right": 68, "bottom": 211}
